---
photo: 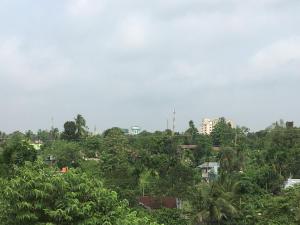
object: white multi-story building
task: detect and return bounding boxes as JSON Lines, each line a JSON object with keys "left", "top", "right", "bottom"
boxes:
{"left": 200, "top": 118, "right": 235, "bottom": 135}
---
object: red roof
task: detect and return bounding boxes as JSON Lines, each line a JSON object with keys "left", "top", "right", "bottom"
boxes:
{"left": 138, "top": 196, "right": 178, "bottom": 209}
{"left": 60, "top": 167, "right": 69, "bottom": 173}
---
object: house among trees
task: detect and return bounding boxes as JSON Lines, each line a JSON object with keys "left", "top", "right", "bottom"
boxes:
{"left": 284, "top": 178, "right": 300, "bottom": 189}
{"left": 121, "top": 126, "right": 142, "bottom": 135}
{"left": 179, "top": 145, "right": 198, "bottom": 150}
{"left": 44, "top": 155, "right": 56, "bottom": 167}
{"left": 138, "top": 196, "right": 181, "bottom": 210}
{"left": 198, "top": 162, "right": 220, "bottom": 182}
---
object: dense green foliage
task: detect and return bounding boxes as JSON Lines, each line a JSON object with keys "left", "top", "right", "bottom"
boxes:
{"left": 0, "top": 161, "right": 159, "bottom": 225}
{"left": 1, "top": 115, "right": 300, "bottom": 224}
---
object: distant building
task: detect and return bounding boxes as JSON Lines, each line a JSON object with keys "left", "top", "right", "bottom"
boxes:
{"left": 200, "top": 118, "right": 235, "bottom": 135}
{"left": 198, "top": 162, "right": 220, "bottom": 182}
{"left": 284, "top": 178, "right": 300, "bottom": 189}
{"left": 286, "top": 121, "right": 294, "bottom": 128}
{"left": 130, "top": 126, "right": 141, "bottom": 135}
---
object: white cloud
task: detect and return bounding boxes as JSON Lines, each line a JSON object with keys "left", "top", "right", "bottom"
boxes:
{"left": 0, "top": 0, "right": 300, "bottom": 132}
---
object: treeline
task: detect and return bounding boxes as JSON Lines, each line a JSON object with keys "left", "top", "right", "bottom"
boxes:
{"left": 0, "top": 115, "right": 300, "bottom": 224}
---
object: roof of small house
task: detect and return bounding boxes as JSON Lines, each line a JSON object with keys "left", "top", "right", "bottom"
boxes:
{"left": 284, "top": 178, "right": 300, "bottom": 189}
{"left": 179, "top": 145, "right": 198, "bottom": 149}
{"left": 138, "top": 196, "right": 178, "bottom": 209}
{"left": 198, "top": 162, "right": 219, "bottom": 168}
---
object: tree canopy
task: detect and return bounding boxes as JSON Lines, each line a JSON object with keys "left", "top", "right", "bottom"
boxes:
{"left": 0, "top": 161, "right": 159, "bottom": 225}
{"left": 1, "top": 117, "right": 300, "bottom": 224}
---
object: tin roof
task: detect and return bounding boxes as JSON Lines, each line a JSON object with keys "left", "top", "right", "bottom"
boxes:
{"left": 198, "top": 162, "right": 219, "bottom": 168}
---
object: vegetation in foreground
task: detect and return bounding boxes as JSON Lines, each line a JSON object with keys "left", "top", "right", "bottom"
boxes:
{"left": 0, "top": 115, "right": 300, "bottom": 224}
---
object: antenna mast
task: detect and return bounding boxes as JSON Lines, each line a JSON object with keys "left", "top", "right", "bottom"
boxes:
{"left": 172, "top": 109, "right": 176, "bottom": 135}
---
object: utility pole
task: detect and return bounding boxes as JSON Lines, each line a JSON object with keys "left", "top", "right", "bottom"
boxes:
{"left": 172, "top": 109, "right": 176, "bottom": 135}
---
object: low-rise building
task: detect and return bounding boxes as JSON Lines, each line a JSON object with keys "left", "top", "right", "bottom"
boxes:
{"left": 198, "top": 162, "right": 220, "bottom": 182}
{"left": 130, "top": 126, "right": 141, "bottom": 135}
{"left": 284, "top": 178, "right": 300, "bottom": 189}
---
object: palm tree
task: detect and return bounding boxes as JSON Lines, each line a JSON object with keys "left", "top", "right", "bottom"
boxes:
{"left": 218, "top": 147, "right": 245, "bottom": 181}
{"left": 50, "top": 128, "right": 60, "bottom": 140}
{"left": 219, "top": 147, "right": 236, "bottom": 173}
{"left": 193, "top": 182, "right": 237, "bottom": 225}
{"left": 74, "top": 114, "right": 87, "bottom": 138}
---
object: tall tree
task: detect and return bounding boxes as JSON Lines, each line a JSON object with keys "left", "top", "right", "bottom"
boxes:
{"left": 1, "top": 137, "right": 37, "bottom": 177}
{"left": 74, "top": 114, "right": 88, "bottom": 138}
{"left": 61, "top": 121, "right": 77, "bottom": 141}
{"left": 211, "top": 118, "right": 235, "bottom": 147}
{"left": 184, "top": 120, "right": 200, "bottom": 144}
{"left": 42, "top": 141, "right": 82, "bottom": 168}
{"left": 192, "top": 182, "right": 237, "bottom": 225}
{"left": 37, "top": 129, "right": 53, "bottom": 143}
{"left": 25, "top": 130, "right": 35, "bottom": 141}
{"left": 0, "top": 161, "right": 159, "bottom": 225}
{"left": 2, "top": 138, "right": 37, "bottom": 166}
{"left": 100, "top": 128, "right": 138, "bottom": 203}
{"left": 50, "top": 127, "right": 60, "bottom": 140}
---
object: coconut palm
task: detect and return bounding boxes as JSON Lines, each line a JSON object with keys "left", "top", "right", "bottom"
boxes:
{"left": 74, "top": 114, "right": 88, "bottom": 138}
{"left": 193, "top": 182, "right": 237, "bottom": 225}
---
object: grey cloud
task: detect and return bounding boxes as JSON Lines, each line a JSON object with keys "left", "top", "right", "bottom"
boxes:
{"left": 0, "top": 0, "right": 300, "bottom": 133}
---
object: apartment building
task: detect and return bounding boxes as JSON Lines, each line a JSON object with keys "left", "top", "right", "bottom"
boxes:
{"left": 200, "top": 118, "right": 235, "bottom": 135}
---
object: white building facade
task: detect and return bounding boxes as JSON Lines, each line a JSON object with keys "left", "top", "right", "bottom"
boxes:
{"left": 284, "top": 178, "right": 300, "bottom": 189}
{"left": 130, "top": 126, "right": 141, "bottom": 135}
{"left": 200, "top": 118, "right": 235, "bottom": 135}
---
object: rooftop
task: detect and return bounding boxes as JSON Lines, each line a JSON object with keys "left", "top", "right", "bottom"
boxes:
{"left": 198, "top": 162, "right": 219, "bottom": 168}
{"left": 284, "top": 178, "right": 300, "bottom": 189}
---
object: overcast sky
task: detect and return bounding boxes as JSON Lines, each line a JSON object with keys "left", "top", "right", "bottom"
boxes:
{"left": 0, "top": 0, "right": 300, "bottom": 133}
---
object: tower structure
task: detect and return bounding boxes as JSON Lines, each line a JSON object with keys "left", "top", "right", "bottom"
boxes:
{"left": 172, "top": 109, "right": 176, "bottom": 135}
